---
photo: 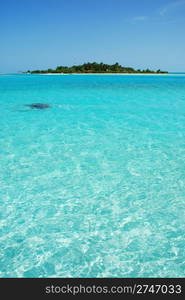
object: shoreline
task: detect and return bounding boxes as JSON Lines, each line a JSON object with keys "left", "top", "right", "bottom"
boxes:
{"left": 29, "top": 72, "right": 170, "bottom": 76}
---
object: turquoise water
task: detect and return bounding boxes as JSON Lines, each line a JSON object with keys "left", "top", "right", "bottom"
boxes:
{"left": 0, "top": 74, "right": 185, "bottom": 277}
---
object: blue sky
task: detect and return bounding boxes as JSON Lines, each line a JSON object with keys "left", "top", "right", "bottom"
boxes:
{"left": 0, "top": 0, "right": 185, "bottom": 72}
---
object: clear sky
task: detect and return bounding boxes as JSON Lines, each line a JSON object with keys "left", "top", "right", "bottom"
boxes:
{"left": 0, "top": 0, "right": 185, "bottom": 72}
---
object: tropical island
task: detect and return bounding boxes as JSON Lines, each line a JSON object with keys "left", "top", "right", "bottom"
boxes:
{"left": 27, "top": 62, "right": 168, "bottom": 74}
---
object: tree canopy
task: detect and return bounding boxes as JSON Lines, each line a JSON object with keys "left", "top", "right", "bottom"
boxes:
{"left": 28, "top": 62, "right": 167, "bottom": 74}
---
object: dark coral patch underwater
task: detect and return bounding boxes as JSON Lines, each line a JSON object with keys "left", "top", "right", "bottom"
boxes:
{"left": 26, "top": 103, "right": 51, "bottom": 109}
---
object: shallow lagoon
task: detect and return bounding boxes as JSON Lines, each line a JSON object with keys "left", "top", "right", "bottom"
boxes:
{"left": 0, "top": 74, "right": 185, "bottom": 277}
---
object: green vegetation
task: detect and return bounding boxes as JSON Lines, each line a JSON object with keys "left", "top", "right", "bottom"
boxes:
{"left": 28, "top": 62, "right": 168, "bottom": 74}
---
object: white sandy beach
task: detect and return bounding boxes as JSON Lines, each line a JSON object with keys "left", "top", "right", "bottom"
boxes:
{"left": 36, "top": 73, "right": 170, "bottom": 76}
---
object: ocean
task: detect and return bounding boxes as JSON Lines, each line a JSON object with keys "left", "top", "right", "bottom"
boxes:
{"left": 0, "top": 74, "right": 185, "bottom": 277}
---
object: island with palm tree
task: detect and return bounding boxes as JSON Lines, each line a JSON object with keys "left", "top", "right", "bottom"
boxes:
{"left": 28, "top": 62, "right": 168, "bottom": 74}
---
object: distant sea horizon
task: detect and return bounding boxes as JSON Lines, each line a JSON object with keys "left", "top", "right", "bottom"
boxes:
{"left": 1, "top": 71, "right": 185, "bottom": 75}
